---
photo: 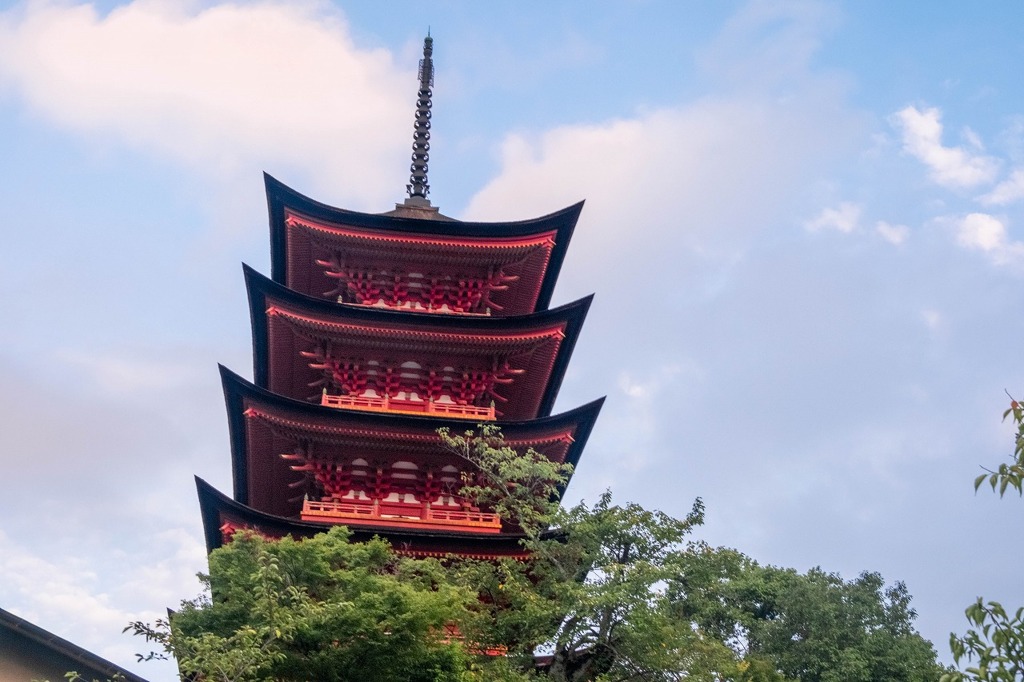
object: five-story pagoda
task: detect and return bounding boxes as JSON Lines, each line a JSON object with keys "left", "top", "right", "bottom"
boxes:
{"left": 197, "top": 34, "right": 603, "bottom": 561}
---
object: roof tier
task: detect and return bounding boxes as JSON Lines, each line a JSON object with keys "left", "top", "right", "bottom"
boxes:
{"left": 266, "top": 174, "right": 583, "bottom": 316}
{"left": 196, "top": 477, "right": 532, "bottom": 560}
{"left": 221, "top": 366, "right": 604, "bottom": 522}
{"left": 246, "top": 265, "right": 591, "bottom": 420}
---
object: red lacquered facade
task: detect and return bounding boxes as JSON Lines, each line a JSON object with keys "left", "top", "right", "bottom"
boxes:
{"left": 197, "top": 36, "right": 602, "bottom": 558}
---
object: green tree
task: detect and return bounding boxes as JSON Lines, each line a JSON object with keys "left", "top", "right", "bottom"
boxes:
{"left": 942, "top": 398, "right": 1024, "bottom": 682}
{"left": 439, "top": 424, "right": 572, "bottom": 533}
{"left": 673, "top": 548, "right": 944, "bottom": 682}
{"left": 130, "top": 528, "right": 474, "bottom": 682}
{"left": 442, "top": 428, "right": 943, "bottom": 681}
{"left": 124, "top": 427, "right": 944, "bottom": 682}
{"left": 440, "top": 426, "right": 742, "bottom": 681}
{"left": 485, "top": 493, "right": 739, "bottom": 682}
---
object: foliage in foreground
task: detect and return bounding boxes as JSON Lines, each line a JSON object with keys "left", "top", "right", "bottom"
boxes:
{"left": 674, "top": 549, "right": 944, "bottom": 682}
{"left": 123, "top": 427, "right": 945, "bottom": 681}
{"left": 444, "top": 426, "right": 945, "bottom": 681}
{"left": 130, "top": 530, "right": 473, "bottom": 681}
{"left": 942, "top": 398, "right": 1024, "bottom": 682}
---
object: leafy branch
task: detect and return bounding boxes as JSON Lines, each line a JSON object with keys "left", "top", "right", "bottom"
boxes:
{"left": 973, "top": 394, "right": 1024, "bottom": 497}
{"left": 438, "top": 424, "right": 571, "bottom": 535}
{"left": 946, "top": 395, "right": 1024, "bottom": 681}
{"left": 944, "top": 600, "right": 1024, "bottom": 682}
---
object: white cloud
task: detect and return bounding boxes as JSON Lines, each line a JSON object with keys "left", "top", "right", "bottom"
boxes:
{"left": 957, "top": 212, "right": 1007, "bottom": 251}
{"left": 980, "top": 168, "right": 1024, "bottom": 206}
{"left": 892, "top": 105, "right": 999, "bottom": 189}
{"left": 997, "top": 115, "right": 1024, "bottom": 163}
{"left": 0, "top": 1, "right": 411, "bottom": 207}
{"left": 876, "top": 220, "right": 909, "bottom": 245}
{"left": 804, "top": 202, "right": 861, "bottom": 233}
{"left": 0, "top": 522, "right": 206, "bottom": 676}
{"left": 461, "top": 0, "right": 863, "bottom": 282}
{"left": 463, "top": 94, "right": 860, "bottom": 281}
{"left": 696, "top": 0, "right": 840, "bottom": 88}
{"left": 618, "top": 364, "right": 689, "bottom": 402}
{"left": 954, "top": 212, "right": 1024, "bottom": 266}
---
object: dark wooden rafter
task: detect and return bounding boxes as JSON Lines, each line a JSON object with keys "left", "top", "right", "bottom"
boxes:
{"left": 277, "top": 444, "right": 498, "bottom": 532}
{"left": 277, "top": 438, "right": 467, "bottom": 502}
{"left": 297, "top": 345, "right": 524, "bottom": 412}
{"left": 314, "top": 249, "right": 522, "bottom": 314}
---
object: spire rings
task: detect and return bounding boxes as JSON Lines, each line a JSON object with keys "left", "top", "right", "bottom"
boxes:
{"left": 406, "top": 34, "right": 436, "bottom": 201}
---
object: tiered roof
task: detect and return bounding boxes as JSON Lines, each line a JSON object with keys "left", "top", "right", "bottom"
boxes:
{"left": 197, "top": 35, "right": 601, "bottom": 554}
{"left": 246, "top": 265, "right": 591, "bottom": 419}
{"left": 221, "top": 366, "right": 602, "bottom": 520}
{"left": 266, "top": 174, "right": 583, "bottom": 316}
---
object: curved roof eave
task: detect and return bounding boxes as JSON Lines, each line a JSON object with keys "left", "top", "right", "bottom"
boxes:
{"left": 265, "top": 173, "right": 584, "bottom": 312}
{"left": 244, "top": 264, "right": 594, "bottom": 416}
{"left": 218, "top": 364, "right": 604, "bottom": 506}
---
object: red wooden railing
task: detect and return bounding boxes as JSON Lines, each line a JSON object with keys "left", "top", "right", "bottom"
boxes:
{"left": 320, "top": 392, "right": 495, "bottom": 420}
{"left": 352, "top": 301, "right": 492, "bottom": 316}
{"left": 301, "top": 499, "right": 501, "bottom": 531}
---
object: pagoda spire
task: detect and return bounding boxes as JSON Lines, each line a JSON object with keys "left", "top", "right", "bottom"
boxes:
{"left": 404, "top": 32, "right": 434, "bottom": 207}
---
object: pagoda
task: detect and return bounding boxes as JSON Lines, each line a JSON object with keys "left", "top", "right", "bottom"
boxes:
{"left": 197, "top": 34, "right": 602, "bottom": 560}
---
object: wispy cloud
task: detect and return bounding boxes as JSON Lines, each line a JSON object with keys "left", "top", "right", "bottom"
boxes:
{"left": 875, "top": 220, "right": 909, "bottom": 245}
{"left": 892, "top": 105, "right": 999, "bottom": 189}
{"left": 804, "top": 202, "right": 861, "bottom": 233}
{"left": 979, "top": 168, "right": 1024, "bottom": 206}
{"left": 0, "top": 527, "right": 203, "bottom": 672}
{"left": 0, "top": 1, "right": 411, "bottom": 207}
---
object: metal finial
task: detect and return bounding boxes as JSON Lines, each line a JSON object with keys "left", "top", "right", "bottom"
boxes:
{"left": 406, "top": 33, "right": 433, "bottom": 203}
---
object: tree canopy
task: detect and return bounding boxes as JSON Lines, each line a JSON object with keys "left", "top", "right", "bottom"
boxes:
{"left": 674, "top": 548, "right": 943, "bottom": 682}
{"left": 132, "top": 529, "right": 474, "bottom": 682}
{"left": 121, "top": 428, "right": 945, "bottom": 682}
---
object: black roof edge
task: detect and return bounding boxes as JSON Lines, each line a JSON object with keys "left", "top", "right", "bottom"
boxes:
{"left": 218, "top": 364, "right": 603, "bottom": 504}
{"left": 537, "top": 292, "right": 593, "bottom": 417}
{"left": 243, "top": 264, "right": 594, "bottom": 412}
{"left": 558, "top": 395, "right": 605, "bottom": 479}
{"left": 0, "top": 607, "right": 149, "bottom": 682}
{"left": 245, "top": 262, "right": 593, "bottom": 332}
{"left": 218, "top": 363, "right": 252, "bottom": 504}
{"left": 264, "top": 172, "right": 584, "bottom": 234}
{"left": 216, "top": 360, "right": 598, "bottom": 499}
{"left": 242, "top": 264, "right": 270, "bottom": 388}
{"left": 263, "top": 173, "right": 584, "bottom": 312}
{"left": 220, "top": 363, "right": 604, "bottom": 435}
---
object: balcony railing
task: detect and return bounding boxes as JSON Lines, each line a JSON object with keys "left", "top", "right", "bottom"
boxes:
{"left": 321, "top": 392, "right": 496, "bottom": 421}
{"left": 301, "top": 499, "right": 502, "bottom": 532}
{"left": 351, "top": 300, "right": 492, "bottom": 317}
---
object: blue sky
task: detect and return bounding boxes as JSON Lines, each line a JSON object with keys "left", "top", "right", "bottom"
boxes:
{"left": 2, "top": 1, "right": 1024, "bottom": 678}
